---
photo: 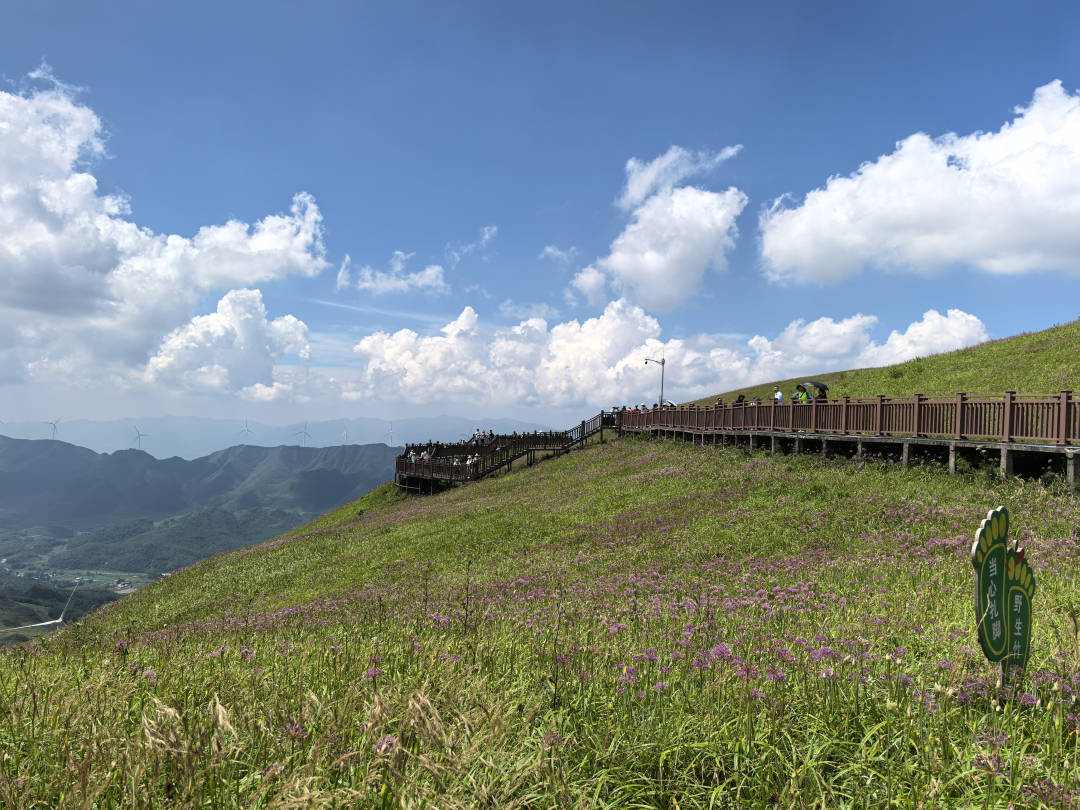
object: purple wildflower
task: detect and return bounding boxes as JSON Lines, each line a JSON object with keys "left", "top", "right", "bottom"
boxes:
{"left": 282, "top": 721, "right": 308, "bottom": 740}
{"left": 542, "top": 730, "right": 566, "bottom": 750}
{"left": 374, "top": 734, "right": 396, "bottom": 754}
{"left": 709, "top": 642, "right": 733, "bottom": 661}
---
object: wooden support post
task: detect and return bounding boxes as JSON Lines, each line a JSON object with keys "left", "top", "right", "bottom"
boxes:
{"left": 841, "top": 396, "right": 848, "bottom": 434}
{"left": 771, "top": 436, "right": 778, "bottom": 454}
{"left": 794, "top": 437, "right": 803, "bottom": 455}
{"left": 1066, "top": 451, "right": 1077, "bottom": 491}
{"left": 913, "top": 394, "right": 922, "bottom": 438}
{"left": 821, "top": 438, "right": 829, "bottom": 457}
{"left": 949, "top": 443, "right": 957, "bottom": 475}
{"left": 901, "top": 442, "right": 910, "bottom": 466}
{"left": 749, "top": 434, "right": 756, "bottom": 450}
{"left": 1058, "top": 391, "right": 1072, "bottom": 446}
{"left": 954, "top": 393, "right": 965, "bottom": 440}
{"left": 856, "top": 439, "right": 864, "bottom": 458}
{"left": 875, "top": 395, "right": 884, "bottom": 435}
{"left": 1002, "top": 392, "right": 1014, "bottom": 443}
{"left": 1000, "top": 446, "right": 1013, "bottom": 477}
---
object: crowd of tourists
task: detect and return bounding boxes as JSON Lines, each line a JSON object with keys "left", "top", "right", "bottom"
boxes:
{"left": 402, "top": 427, "right": 504, "bottom": 472}
{"left": 716, "top": 383, "right": 827, "bottom": 406}
{"left": 612, "top": 382, "right": 831, "bottom": 413}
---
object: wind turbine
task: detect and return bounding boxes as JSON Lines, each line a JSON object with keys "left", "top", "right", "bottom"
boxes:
{"left": 386, "top": 421, "right": 395, "bottom": 447}
{"left": 240, "top": 418, "right": 255, "bottom": 440}
{"left": 133, "top": 426, "right": 150, "bottom": 450}
{"left": 294, "top": 422, "right": 312, "bottom": 447}
{"left": 341, "top": 428, "right": 349, "bottom": 445}
{"left": 0, "top": 583, "right": 78, "bottom": 635}
{"left": 46, "top": 418, "right": 62, "bottom": 440}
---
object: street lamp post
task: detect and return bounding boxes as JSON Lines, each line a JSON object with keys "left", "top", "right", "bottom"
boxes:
{"left": 645, "top": 356, "right": 665, "bottom": 407}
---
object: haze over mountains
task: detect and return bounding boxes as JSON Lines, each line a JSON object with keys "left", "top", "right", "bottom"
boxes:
{"left": 0, "top": 432, "right": 410, "bottom": 638}
{"left": 0, "top": 414, "right": 550, "bottom": 637}
{"left": 0, "top": 435, "right": 402, "bottom": 638}
{"left": 0, "top": 415, "right": 553, "bottom": 461}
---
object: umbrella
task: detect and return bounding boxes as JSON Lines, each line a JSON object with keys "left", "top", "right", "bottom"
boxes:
{"left": 801, "top": 380, "right": 829, "bottom": 393}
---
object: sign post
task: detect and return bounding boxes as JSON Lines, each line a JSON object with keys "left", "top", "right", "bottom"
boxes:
{"left": 971, "top": 506, "right": 1035, "bottom": 687}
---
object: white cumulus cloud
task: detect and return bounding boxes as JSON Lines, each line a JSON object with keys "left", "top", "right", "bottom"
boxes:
{"left": 857, "top": 308, "right": 989, "bottom": 367}
{"left": 352, "top": 250, "right": 450, "bottom": 295}
{"left": 593, "top": 185, "right": 748, "bottom": 311}
{"left": 747, "top": 309, "right": 988, "bottom": 381}
{"left": 569, "top": 266, "right": 608, "bottom": 306}
{"left": 0, "top": 68, "right": 327, "bottom": 388}
{"left": 618, "top": 145, "right": 742, "bottom": 210}
{"left": 343, "top": 302, "right": 987, "bottom": 409}
{"left": 144, "top": 288, "right": 310, "bottom": 399}
{"left": 761, "top": 80, "right": 1080, "bottom": 282}
{"left": 569, "top": 146, "right": 747, "bottom": 312}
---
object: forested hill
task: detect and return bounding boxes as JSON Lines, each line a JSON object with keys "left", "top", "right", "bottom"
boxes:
{"left": 0, "top": 437, "right": 399, "bottom": 529}
{"left": 0, "top": 438, "right": 400, "bottom": 591}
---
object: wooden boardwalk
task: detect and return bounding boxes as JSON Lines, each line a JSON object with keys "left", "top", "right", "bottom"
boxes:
{"left": 395, "top": 412, "right": 615, "bottom": 491}
{"left": 620, "top": 392, "right": 1079, "bottom": 489}
{"left": 396, "top": 392, "right": 1080, "bottom": 491}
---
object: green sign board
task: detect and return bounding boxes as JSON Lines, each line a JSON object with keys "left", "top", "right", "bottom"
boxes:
{"left": 971, "top": 506, "right": 1035, "bottom": 684}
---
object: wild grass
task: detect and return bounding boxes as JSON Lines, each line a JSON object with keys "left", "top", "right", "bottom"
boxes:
{"left": 3, "top": 436, "right": 1080, "bottom": 807}
{"left": 689, "top": 317, "right": 1080, "bottom": 405}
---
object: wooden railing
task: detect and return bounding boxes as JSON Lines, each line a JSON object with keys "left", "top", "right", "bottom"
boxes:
{"left": 396, "top": 412, "right": 616, "bottom": 482}
{"left": 619, "top": 392, "right": 1078, "bottom": 445}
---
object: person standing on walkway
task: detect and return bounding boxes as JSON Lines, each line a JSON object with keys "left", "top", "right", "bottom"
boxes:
{"left": 773, "top": 386, "right": 783, "bottom": 403}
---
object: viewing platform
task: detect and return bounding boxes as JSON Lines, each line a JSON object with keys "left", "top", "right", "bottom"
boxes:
{"left": 395, "top": 412, "right": 617, "bottom": 492}
{"left": 395, "top": 392, "right": 1079, "bottom": 492}
{"left": 620, "top": 392, "right": 1079, "bottom": 489}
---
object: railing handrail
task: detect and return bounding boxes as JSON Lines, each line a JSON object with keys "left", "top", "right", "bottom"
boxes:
{"left": 396, "top": 412, "right": 613, "bottom": 482}
{"left": 395, "top": 393, "right": 1077, "bottom": 487}
{"left": 619, "top": 391, "right": 1076, "bottom": 446}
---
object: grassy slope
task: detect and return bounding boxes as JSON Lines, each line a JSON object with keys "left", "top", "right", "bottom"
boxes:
{"left": 4, "top": 435, "right": 1080, "bottom": 807}
{"left": 688, "top": 317, "right": 1080, "bottom": 405}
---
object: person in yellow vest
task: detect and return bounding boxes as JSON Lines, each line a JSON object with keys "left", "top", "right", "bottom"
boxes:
{"left": 793, "top": 384, "right": 809, "bottom": 403}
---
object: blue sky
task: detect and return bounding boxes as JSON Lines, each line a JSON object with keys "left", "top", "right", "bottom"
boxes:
{"left": 1, "top": 1, "right": 1079, "bottom": 427}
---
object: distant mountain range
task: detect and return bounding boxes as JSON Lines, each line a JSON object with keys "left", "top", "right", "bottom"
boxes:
{"left": 0, "top": 436, "right": 400, "bottom": 583}
{"left": 0, "top": 415, "right": 552, "bottom": 460}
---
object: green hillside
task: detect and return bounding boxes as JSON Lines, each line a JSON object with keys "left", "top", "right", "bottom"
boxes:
{"left": 3, "top": 434, "right": 1079, "bottom": 807}
{"left": 690, "top": 317, "right": 1080, "bottom": 405}
{"left": 0, "top": 573, "right": 117, "bottom": 646}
